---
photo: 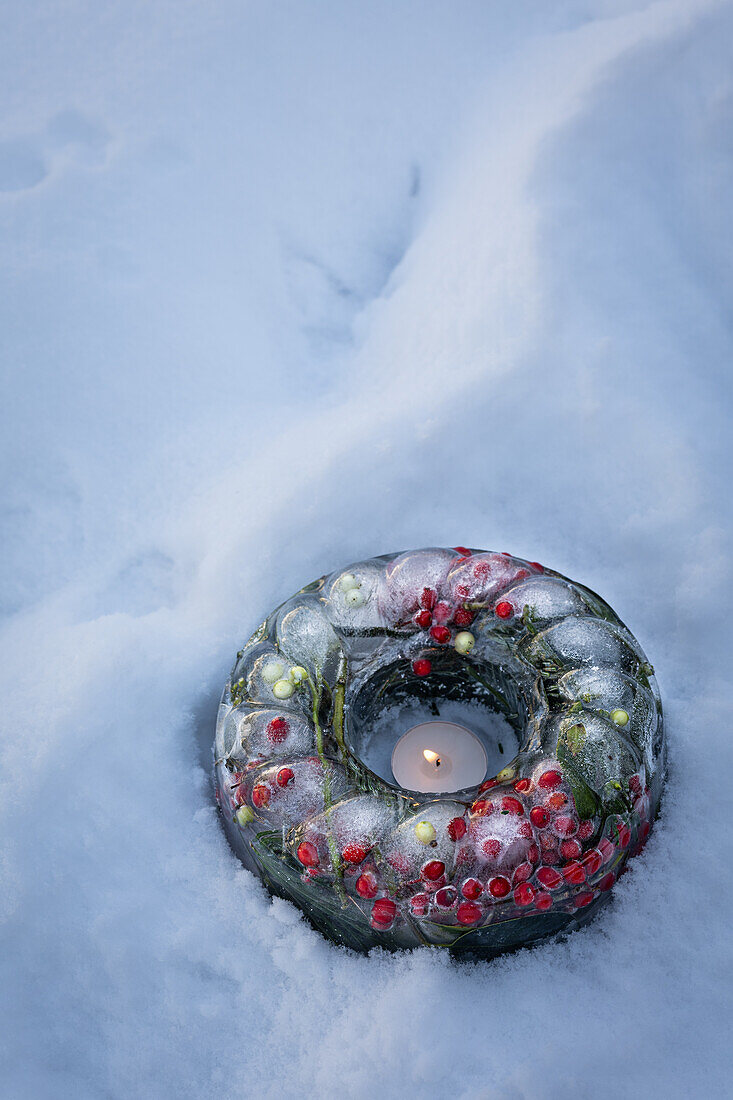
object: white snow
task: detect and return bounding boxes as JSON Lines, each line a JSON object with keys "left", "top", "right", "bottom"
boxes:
{"left": 1, "top": 1, "right": 732, "bottom": 1096}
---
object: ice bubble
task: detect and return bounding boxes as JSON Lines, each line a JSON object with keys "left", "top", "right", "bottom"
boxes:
{"left": 522, "top": 616, "right": 643, "bottom": 673}
{"left": 379, "top": 548, "right": 457, "bottom": 625}
{"left": 557, "top": 667, "right": 660, "bottom": 771}
{"left": 548, "top": 711, "right": 643, "bottom": 795}
{"left": 323, "top": 560, "right": 387, "bottom": 632}
{"left": 241, "top": 756, "right": 351, "bottom": 830}
{"left": 446, "top": 552, "right": 539, "bottom": 606}
{"left": 291, "top": 795, "right": 398, "bottom": 873}
{"left": 237, "top": 709, "right": 316, "bottom": 760}
{"left": 497, "top": 577, "right": 591, "bottom": 624}
{"left": 276, "top": 598, "right": 343, "bottom": 681}
{"left": 382, "top": 800, "right": 470, "bottom": 882}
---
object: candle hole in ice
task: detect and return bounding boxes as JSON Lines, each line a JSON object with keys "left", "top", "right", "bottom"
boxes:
{"left": 345, "top": 654, "right": 530, "bottom": 794}
{"left": 352, "top": 698, "right": 519, "bottom": 791}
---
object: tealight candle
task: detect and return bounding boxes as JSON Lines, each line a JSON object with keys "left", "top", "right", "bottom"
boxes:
{"left": 391, "top": 720, "right": 488, "bottom": 794}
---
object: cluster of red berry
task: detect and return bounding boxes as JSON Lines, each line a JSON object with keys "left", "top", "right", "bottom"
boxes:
{"left": 409, "top": 550, "right": 543, "bottom": 677}
{"left": 289, "top": 765, "right": 648, "bottom": 933}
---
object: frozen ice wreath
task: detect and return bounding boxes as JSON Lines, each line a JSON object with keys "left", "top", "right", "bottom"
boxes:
{"left": 214, "top": 548, "right": 664, "bottom": 955}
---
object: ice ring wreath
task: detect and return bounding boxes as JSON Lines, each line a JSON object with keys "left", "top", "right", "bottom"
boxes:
{"left": 214, "top": 548, "right": 664, "bottom": 955}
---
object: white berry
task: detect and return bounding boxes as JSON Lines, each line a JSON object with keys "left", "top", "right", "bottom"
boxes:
{"left": 454, "top": 631, "right": 475, "bottom": 655}
{"left": 262, "top": 659, "right": 286, "bottom": 684}
{"left": 611, "top": 708, "right": 629, "bottom": 726}
{"left": 414, "top": 820, "right": 436, "bottom": 844}
{"left": 289, "top": 665, "right": 308, "bottom": 685}
{"left": 345, "top": 588, "right": 365, "bottom": 607}
{"left": 273, "top": 679, "right": 295, "bottom": 699}
{"left": 339, "top": 573, "right": 359, "bottom": 591}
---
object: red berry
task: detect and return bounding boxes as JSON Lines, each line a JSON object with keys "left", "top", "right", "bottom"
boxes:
{"left": 529, "top": 562, "right": 544, "bottom": 572}
{"left": 472, "top": 799, "right": 494, "bottom": 816}
{"left": 453, "top": 607, "right": 474, "bottom": 627}
{"left": 495, "top": 601, "right": 513, "bottom": 620}
{"left": 547, "top": 792, "right": 568, "bottom": 810}
{"left": 410, "top": 892, "right": 429, "bottom": 917}
{"left": 433, "top": 601, "right": 452, "bottom": 624}
{"left": 482, "top": 838, "right": 502, "bottom": 859}
{"left": 435, "top": 886, "right": 458, "bottom": 909}
{"left": 618, "top": 825, "right": 631, "bottom": 848}
{"left": 573, "top": 891, "right": 595, "bottom": 908}
{"left": 518, "top": 821, "right": 533, "bottom": 838}
{"left": 297, "top": 841, "right": 319, "bottom": 867}
{"left": 577, "top": 819, "right": 594, "bottom": 841}
{"left": 422, "top": 860, "right": 445, "bottom": 881}
{"left": 535, "top": 891, "right": 553, "bottom": 911}
{"left": 461, "top": 877, "right": 483, "bottom": 900}
{"left": 501, "top": 796, "right": 524, "bottom": 816}
{"left": 538, "top": 769, "right": 562, "bottom": 790}
{"left": 355, "top": 871, "right": 378, "bottom": 898}
{"left": 456, "top": 901, "right": 483, "bottom": 926}
{"left": 553, "top": 814, "right": 578, "bottom": 837}
{"left": 513, "top": 777, "right": 533, "bottom": 794}
{"left": 530, "top": 807, "right": 550, "bottom": 828}
{"left": 429, "top": 625, "right": 451, "bottom": 644}
{"left": 447, "top": 817, "right": 467, "bottom": 841}
{"left": 276, "top": 767, "right": 294, "bottom": 788}
{"left": 474, "top": 561, "right": 490, "bottom": 580}
{"left": 562, "top": 861, "right": 586, "bottom": 885}
{"left": 629, "top": 774, "right": 642, "bottom": 796}
{"left": 412, "top": 658, "right": 431, "bottom": 678}
{"left": 453, "top": 546, "right": 472, "bottom": 557}
{"left": 479, "top": 779, "right": 498, "bottom": 793}
{"left": 537, "top": 866, "right": 562, "bottom": 890}
{"left": 598, "top": 872, "right": 616, "bottom": 892}
{"left": 560, "top": 839, "right": 582, "bottom": 860}
{"left": 639, "top": 820, "right": 651, "bottom": 843}
{"left": 598, "top": 837, "right": 615, "bottom": 864}
{"left": 420, "top": 587, "right": 437, "bottom": 611}
{"left": 514, "top": 882, "right": 535, "bottom": 907}
{"left": 371, "top": 897, "right": 397, "bottom": 928}
{"left": 342, "top": 843, "right": 368, "bottom": 864}
{"left": 415, "top": 609, "right": 432, "bottom": 629}
{"left": 267, "top": 717, "right": 289, "bottom": 744}
{"left": 581, "top": 849, "right": 603, "bottom": 875}
{"left": 387, "top": 852, "right": 411, "bottom": 878}
{"left": 252, "top": 784, "right": 270, "bottom": 809}
{"left": 513, "top": 862, "right": 533, "bottom": 883}
{"left": 488, "top": 876, "right": 511, "bottom": 898}
{"left": 527, "top": 843, "right": 540, "bottom": 864}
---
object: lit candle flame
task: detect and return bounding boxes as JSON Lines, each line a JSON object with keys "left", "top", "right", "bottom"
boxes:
{"left": 423, "top": 749, "right": 441, "bottom": 767}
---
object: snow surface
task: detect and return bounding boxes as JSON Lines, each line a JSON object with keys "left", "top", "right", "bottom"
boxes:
{"left": 1, "top": 1, "right": 732, "bottom": 1096}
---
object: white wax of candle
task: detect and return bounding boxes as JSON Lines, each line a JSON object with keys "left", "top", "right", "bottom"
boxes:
{"left": 391, "top": 720, "right": 488, "bottom": 794}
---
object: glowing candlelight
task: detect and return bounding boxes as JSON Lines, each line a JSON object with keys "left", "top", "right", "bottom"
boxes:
{"left": 391, "top": 721, "right": 487, "bottom": 794}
